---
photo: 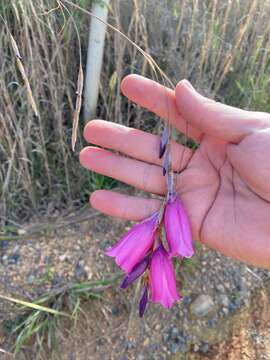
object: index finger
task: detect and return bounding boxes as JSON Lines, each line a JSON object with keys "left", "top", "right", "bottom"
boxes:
{"left": 121, "top": 74, "right": 202, "bottom": 141}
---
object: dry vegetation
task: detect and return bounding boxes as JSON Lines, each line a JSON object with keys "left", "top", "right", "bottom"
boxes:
{"left": 1, "top": 0, "right": 270, "bottom": 224}
{"left": 1, "top": 1, "right": 270, "bottom": 357}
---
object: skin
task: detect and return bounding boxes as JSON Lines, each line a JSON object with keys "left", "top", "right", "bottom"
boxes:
{"left": 80, "top": 75, "right": 270, "bottom": 269}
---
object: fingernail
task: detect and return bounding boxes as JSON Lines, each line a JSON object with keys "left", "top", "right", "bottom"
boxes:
{"left": 181, "top": 79, "right": 195, "bottom": 91}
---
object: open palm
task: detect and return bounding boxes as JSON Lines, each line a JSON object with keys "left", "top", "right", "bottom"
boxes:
{"left": 80, "top": 75, "right": 270, "bottom": 268}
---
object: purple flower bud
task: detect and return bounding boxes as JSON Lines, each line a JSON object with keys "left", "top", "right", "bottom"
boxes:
{"left": 159, "top": 124, "right": 170, "bottom": 158}
{"left": 164, "top": 194, "right": 194, "bottom": 258}
{"left": 139, "top": 286, "right": 148, "bottom": 317}
{"left": 106, "top": 212, "right": 158, "bottom": 273}
{"left": 162, "top": 148, "right": 170, "bottom": 176}
{"left": 159, "top": 142, "right": 166, "bottom": 159}
{"left": 149, "top": 244, "right": 181, "bottom": 308}
{"left": 120, "top": 255, "right": 150, "bottom": 289}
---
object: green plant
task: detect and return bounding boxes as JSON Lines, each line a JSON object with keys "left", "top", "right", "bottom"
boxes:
{"left": 4, "top": 274, "right": 120, "bottom": 356}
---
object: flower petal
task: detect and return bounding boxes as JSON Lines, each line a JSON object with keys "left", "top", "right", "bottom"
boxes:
{"left": 164, "top": 195, "right": 194, "bottom": 258}
{"left": 106, "top": 212, "right": 158, "bottom": 273}
{"left": 149, "top": 245, "right": 181, "bottom": 308}
{"left": 120, "top": 255, "right": 150, "bottom": 289}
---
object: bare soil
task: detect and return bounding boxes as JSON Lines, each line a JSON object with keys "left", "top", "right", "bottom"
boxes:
{"left": 0, "top": 209, "right": 270, "bottom": 359}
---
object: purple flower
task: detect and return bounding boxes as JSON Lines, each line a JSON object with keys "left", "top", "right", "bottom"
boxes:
{"left": 106, "top": 212, "right": 158, "bottom": 273}
{"left": 164, "top": 194, "right": 194, "bottom": 258}
{"left": 149, "top": 244, "right": 181, "bottom": 308}
{"left": 120, "top": 254, "right": 150, "bottom": 289}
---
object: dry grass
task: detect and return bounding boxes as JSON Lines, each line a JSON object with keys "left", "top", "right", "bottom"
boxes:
{"left": 1, "top": 0, "right": 270, "bottom": 224}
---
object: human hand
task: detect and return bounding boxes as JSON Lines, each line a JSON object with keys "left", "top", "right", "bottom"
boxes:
{"left": 80, "top": 75, "right": 270, "bottom": 268}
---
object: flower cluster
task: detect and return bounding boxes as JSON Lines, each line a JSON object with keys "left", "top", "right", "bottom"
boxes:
{"left": 106, "top": 193, "right": 194, "bottom": 316}
{"left": 106, "top": 123, "right": 194, "bottom": 316}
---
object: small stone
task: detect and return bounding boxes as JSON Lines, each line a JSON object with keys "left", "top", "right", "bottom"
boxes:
{"left": 216, "top": 284, "right": 225, "bottom": 292}
{"left": 228, "top": 301, "right": 237, "bottom": 312}
{"left": 143, "top": 338, "right": 150, "bottom": 346}
{"left": 171, "top": 343, "right": 179, "bottom": 354}
{"left": 171, "top": 327, "right": 179, "bottom": 339}
{"left": 163, "top": 333, "right": 169, "bottom": 342}
{"left": 148, "top": 343, "right": 158, "bottom": 352}
{"left": 194, "top": 344, "right": 199, "bottom": 352}
{"left": 166, "top": 328, "right": 187, "bottom": 354}
{"left": 234, "top": 297, "right": 242, "bottom": 307}
{"left": 222, "top": 307, "right": 229, "bottom": 315}
{"left": 182, "top": 296, "right": 192, "bottom": 306}
{"left": 27, "top": 274, "right": 35, "bottom": 283}
{"left": 17, "top": 229, "right": 27, "bottom": 235}
{"left": 59, "top": 254, "right": 66, "bottom": 261}
{"left": 8, "top": 252, "right": 20, "bottom": 265}
{"left": 171, "top": 341, "right": 187, "bottom": 354}
{"left": 200, "top": 343, "right": 209, "bottom": 353}
{"left": 207, "top": 319, "right": 217, "bottom": 327}
{"left": 126, "top": 341, "right": 135, "bottom": 350}
{"left": 0, "top": 240, "right": 9, "bottom": 249}
{"left": 84, "top": 266, "right": 93, "bottom": 279}
{"left": 111, "top": 306, "right": 120, "bottom": 316}
{"left": 52, "top": 275, "right": 62, "bottom": 286}
{"left": 220, "top": 294, "right": 229, "bottom": 307}
{"left": 75, "top": 260, "right": 86, "bottom": 280}
{"left": 190, "top": 294, "right": 215, "bottom": 317}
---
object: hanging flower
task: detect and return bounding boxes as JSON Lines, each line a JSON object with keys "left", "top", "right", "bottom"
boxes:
{"left": 106, "top": 212, "right": 159, "bottom": 273}
{"left": 164, "top": 194, "right": 194, "bottom": 258}
{"left": 149, "top": 244, "right": 181, "bottom": 308}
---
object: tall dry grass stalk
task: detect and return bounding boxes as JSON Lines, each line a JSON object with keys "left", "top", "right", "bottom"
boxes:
{"left": 1, "top": 0, "right": 270, "bottom": 224}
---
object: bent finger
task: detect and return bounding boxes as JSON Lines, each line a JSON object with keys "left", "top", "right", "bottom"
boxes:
{"left": 175, "top": 80, "right": 270, "bottom": 143}
{"left": 121, "top": 74, "right": 202, "bottom": 141}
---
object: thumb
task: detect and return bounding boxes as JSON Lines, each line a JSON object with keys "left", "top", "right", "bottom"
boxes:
{"left": 175, "top": 80, "right": 270, "bottom": 143}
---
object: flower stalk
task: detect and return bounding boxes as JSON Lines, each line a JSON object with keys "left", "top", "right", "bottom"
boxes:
{"left": 105, "top": 117, "right": 194, "bottom": 317}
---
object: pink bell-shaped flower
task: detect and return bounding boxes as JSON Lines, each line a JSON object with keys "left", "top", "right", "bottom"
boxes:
{"left": 106, "top": 212, "right": 158, "bottom": 273}
{"left": 149, "top": 244, "right": 181, "bottom": 308}
{"left": 164, "top": 194, "right": 194, "bottom": 258}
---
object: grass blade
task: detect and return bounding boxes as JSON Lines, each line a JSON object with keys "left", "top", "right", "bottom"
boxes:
{"left": 0, "top": 294, "right": 70, "bottom": 318}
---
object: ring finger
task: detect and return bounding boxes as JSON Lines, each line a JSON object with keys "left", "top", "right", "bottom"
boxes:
{"left": 80, "top": 146, "right": 166, "bottom": 195}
